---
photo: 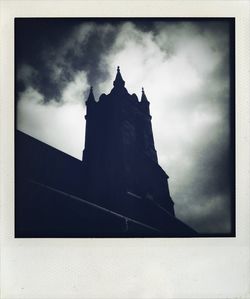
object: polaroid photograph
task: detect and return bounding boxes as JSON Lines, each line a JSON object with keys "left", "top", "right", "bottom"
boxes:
{"left": 1, "top": 1, "right": 249, "bottom": 299}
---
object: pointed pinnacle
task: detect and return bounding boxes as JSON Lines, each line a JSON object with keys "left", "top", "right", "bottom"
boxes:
{"left": 141, "top": 86, "right": 149, "bottom": 102}
{"left": 87, "top": 85, "right": 95, "bottom": 103}
{"left": 113, "top": 66, "right": 125, "bottom": 88}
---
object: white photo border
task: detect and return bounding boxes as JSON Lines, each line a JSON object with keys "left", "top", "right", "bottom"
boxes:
{"left": 0, "top": 1, "right": 249, "bottom": 298}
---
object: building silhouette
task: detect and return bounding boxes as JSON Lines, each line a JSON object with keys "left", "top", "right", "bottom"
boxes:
{"left": 15, "top": 67, "right": 197, "bottom": 237}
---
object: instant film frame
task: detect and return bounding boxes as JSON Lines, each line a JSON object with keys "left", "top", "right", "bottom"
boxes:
{"left": 1, "top": 1, "right": 250, "bottom": 298}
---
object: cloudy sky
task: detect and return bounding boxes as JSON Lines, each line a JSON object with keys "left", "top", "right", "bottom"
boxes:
{"left": 15, "top": 18, "right": 234, "bottom": 234}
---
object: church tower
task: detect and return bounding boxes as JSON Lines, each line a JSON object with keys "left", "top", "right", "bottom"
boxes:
{"left": 83, "top": 67, "right": 175, "bottom": 222}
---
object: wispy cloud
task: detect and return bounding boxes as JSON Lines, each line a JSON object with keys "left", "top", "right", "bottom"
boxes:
{"left": 17, "top": 71, "right": 88, "bottom": 158}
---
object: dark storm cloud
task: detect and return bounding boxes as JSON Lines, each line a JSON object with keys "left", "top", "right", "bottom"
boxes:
{"left": 16, "top": 19, "right": 120, "bottom": 101}
{"left": 16, "top": 18, "right": 234, "bottom": 234}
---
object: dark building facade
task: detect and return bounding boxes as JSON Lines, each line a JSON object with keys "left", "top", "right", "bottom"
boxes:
{"left": 15, "top": 67, "right": 197, "bottom": 237}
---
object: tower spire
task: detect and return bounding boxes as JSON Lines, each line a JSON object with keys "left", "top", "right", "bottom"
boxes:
{"left": 113, "top": 66, "right": 125, "bottom": 88}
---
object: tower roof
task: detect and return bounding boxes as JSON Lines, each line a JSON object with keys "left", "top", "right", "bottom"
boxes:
{"left": 113, "top": 66, "right": 125, "bottom": 88}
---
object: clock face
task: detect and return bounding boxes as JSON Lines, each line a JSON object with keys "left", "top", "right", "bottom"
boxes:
{"left": 122, "top": 120, "right": 136, "bottom": 146}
